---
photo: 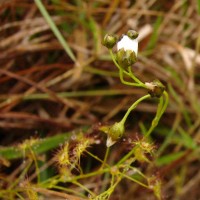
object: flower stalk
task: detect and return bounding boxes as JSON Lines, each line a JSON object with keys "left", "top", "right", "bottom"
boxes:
{"left": 101, "top": 30, "right": 169, "bottom": 146}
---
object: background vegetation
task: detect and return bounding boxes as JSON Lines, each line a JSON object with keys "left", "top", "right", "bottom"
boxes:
{"left": 0, "top": 0, "right": 200, "bottom": 199}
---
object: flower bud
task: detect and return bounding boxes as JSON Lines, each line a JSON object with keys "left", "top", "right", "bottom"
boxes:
{"left": 100, "top": 122, "right": 125, "bottom": 147}
{"left": 145, "top": 80, "right": 165, "bottom": 98}
{"left": 116, "top": 49, "right": 137, "bottom": 69}
{"left": 102, "top": 34, "right": 117, "bottom": 49}
{"left": 127, "top": 30, "right": 139, "bottom": 39}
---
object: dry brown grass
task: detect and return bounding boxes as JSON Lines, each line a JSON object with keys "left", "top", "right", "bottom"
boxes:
{"left": 0, "top": 0, "right": 200, "bottom": 199}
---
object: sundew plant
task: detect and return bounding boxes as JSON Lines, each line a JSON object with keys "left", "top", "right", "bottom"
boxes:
{"left": 0, "top": 30, "right": 168, "bottom": 200}
{"left": 0, "top": 1, "right": 199, "bottom": 200}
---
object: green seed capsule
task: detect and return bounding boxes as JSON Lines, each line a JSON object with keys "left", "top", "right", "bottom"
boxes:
{"left": 102, "top": 34, "right": 117, "bottom": 49}
{"left": 146, "top": 80, "right": 165, "bottom": 98}
{"left": 116, "top": 49, "right": 137, "bottom": 69}
{"left": 127, "top": 30, "right": 139, "bottom": 39}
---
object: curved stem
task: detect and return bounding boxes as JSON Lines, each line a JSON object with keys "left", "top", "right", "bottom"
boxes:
{"left": 128, "top": 66, "right": 146, "bottom": 88}
{"left": 109, "top": 49, "right": 136, "bottom": 81}
{"left": 161, "top": 91, "right": 169, "bottom": 116}
{"left": 119, "top": 69, "right": 141, "bottom": 87}
{"left": 145, "top": 91, "right": 169, "bottom": 137}
{"left": 120, "top": 94, "right": 151, "bottom": 126}
{"left": 117, "top": 149, "right": 136, "bottom": 166}
{"left": 109, "top": 49, "right": 146, "bottom": 88}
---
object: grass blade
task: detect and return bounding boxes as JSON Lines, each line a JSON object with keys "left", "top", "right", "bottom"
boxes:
{"left": 34, "top": 0, "right": 76, "bottom": 62}
{"left": 0, "top": 128, "right": 87, "bottom": 160}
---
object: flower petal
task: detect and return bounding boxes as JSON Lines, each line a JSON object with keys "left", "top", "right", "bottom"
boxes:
{"left": 117, "top": 35, "right": 138, "bottom": 55}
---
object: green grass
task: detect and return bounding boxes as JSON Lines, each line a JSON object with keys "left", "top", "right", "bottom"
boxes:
{"left": 34, "top": 0, "right": 76, "bottom": 62}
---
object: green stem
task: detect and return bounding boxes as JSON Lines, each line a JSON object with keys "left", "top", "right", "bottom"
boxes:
{"left": 119, "top": 69, "right": 141, "bottom": 87}
{"left": 145, "top": 91, "right": 169, "bottom": 137}
{"left": 109, "top": 49, "right": 136, "bottom": 84}
{"left": 85, "top": 150, "right": 105, "bottom": 164}
{"left": 109, "top": 49, "right": 145, "bottom": 88}
{"left": 29, "top": 147, "right": 40, "bottom": 183}
{"left": 120, "top": 94, "right": 151, "bottom": 125}
{"left": 70, "top": 168, "right": 110, "bottom": 182}
{"left": 109, "top": 49, "right": 128, "bottom": 73}
{"left": 73, "top": 181, "right": 95, "bottom": 196}
{"left": 116, "top": 148, "right": 136, "bottom": 166}
{"left": 120, "top": 172, "right": 149, "bottom": 188}
{"left": 145, "top": 96, "right": 164, "bottom": 137}
{"left": 100, "top": 147, "right": 110, "bottom": 169}
{"left": 161, "top": 91, "right": 169, "bottom": 116}
{"left": 128, "top": 66, "right": 146, "bottom": 87}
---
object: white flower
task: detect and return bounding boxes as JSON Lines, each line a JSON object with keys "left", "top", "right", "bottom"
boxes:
{"left": 100, "top": 121, "right": 125, "bottom": 147}
{"left": 117, "top": 35, "right": 138, "bottom": 56}
{"left": 106, "top": 136, "right": 116, "bottom": 147}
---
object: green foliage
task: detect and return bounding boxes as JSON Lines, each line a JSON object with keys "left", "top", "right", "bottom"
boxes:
{"left": 156, "top": 151, "right": 185, "bottom": 166}
{"left": 146, "top": 16, "right": 163, "bottom": 51}
{"left": 0, "top": 132, "right": 72, "bottom": 159}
